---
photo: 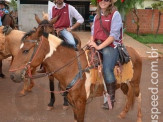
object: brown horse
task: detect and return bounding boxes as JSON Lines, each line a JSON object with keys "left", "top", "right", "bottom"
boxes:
{"left": 0, "top": 12, "right": 16, "bottom": 78}
{"left": 0, "top": 27, "right": 35, "bottom": 94}
{"left": 0, "top": 14, "right": 57, "bottom": 95}
{"left": 9, "top": 26, "right": 142, "bottom": 122}
{"left": 2, "top": 12, "right": 15, "bottom": 29}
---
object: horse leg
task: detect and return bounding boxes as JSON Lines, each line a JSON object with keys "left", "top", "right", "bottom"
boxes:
{"left": 72, "top": 98, "right": 86, "bottom": 122}
{"left": 20, "top": 79, "right": 29, "bottom": 96}
{"left": 47, "top": 77, "right": 55, "bottom": 111}
{"left": 136, "top": 92, "right": 142, "bottom": 122}
{"left": 0, "top": 60, "right": 5, "bottom": 78}
{"left": 27, "top": 79, "right": 34, "bottom": 92}
{"left": 63, "top": 96, "right": 69, "bottom": 110}
{"left": 118, "top": 83, "right": 135, "bottom": 119}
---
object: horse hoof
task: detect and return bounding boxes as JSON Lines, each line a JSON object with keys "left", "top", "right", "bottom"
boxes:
{"left": 0, "top": 73, "right": 5, "bottom": 78}
{"left": 137, "top": 117, "right": 142, "bottom": 122}
{"left": 63, "top": 105, "right": 69, "bottom": 111}
{"left": 19, "top": 92, "right": 26, "bottom": 97}
{"left": 27, "top": 89, "right": 32, "bottom": 92}
{"left": 118, "top": 112, "right": 126, "bottom": 119}
{"left": 46, "top": 106, "right": 54, "bottom": 111}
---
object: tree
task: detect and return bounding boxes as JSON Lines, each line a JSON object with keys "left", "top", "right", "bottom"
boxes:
{"left": 151, "top": 2, "right": 163, "bottom": 37}
{"left": 9, "top": 0, "right": 17, "bottom": 11}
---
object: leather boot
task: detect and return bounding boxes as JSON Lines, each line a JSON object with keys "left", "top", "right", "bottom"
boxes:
{"left": 102, "top": 82, "right": 116, "bottom": 110}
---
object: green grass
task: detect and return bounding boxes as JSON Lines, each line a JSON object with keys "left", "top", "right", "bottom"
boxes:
{"left": 126, "top": 32, "right": 163, "bottom": 44}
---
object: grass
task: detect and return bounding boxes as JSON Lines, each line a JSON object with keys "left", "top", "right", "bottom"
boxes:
{"left": 126, "top": 32, "right": 163, "bottom": 44}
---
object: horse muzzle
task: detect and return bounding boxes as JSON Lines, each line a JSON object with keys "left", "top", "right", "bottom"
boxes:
{"left": 10, "top": 70, "right": 25, "bottom": 83}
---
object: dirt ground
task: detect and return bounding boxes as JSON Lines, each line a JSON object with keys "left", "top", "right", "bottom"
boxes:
{"left": 0, "top": 32, "right": 163, "bottom": 122}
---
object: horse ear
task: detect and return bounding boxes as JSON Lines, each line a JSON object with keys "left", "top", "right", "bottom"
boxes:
{"left": 42, "top": 11, "right": 45, "bottom": 16}
{"left": 50, "top": 16, "right": 58, "bottom": 25}
{"left": 35, "top": 14, "right": 41, "bottom": 24}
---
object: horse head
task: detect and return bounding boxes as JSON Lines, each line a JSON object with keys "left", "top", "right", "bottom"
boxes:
{"left": 35, "top": 13, "right": 58, "bottom": 34}
{"left": 9, "top": 29, "right": 62, "bottom": 83}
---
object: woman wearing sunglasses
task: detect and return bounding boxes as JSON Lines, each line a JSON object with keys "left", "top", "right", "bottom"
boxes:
{"left": 88, "top": 0, "right": 123, "bottom": 110}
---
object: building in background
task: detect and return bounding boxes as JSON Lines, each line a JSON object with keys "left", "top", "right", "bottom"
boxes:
{"left": 17, "top": 0, "right": 90, "bottom": 31}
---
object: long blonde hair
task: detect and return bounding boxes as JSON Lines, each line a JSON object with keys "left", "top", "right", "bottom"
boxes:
{"left": 96, "top": 0, "right": 115, "bottom": 19}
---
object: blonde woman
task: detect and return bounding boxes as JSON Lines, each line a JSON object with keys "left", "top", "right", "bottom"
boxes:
{"left": 88, "top": 0, "right": 122, "bottom": 110}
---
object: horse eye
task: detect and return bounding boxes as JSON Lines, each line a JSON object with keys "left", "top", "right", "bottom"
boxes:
{"left": 23, "top": 50, "right": 29, "bottom": 54}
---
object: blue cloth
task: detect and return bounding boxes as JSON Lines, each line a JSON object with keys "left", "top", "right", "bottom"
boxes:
{"left": 101, "top": 46, "right": 119, "bottom": 83}
{"left": 60, "top": 29, "right": 76, "bottom": 46}
{"left": 0, "top": 16, "right": 2, "bottom": 26}
{"left": 0, "top": 8, "right": 9, "bottom": 14}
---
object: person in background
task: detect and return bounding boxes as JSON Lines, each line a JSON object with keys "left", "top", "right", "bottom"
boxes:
{"left": 0, "top": 0, "right": 9, "bottom": 26}
{"left": 51, "top": 0, "right": 84, "bottom": 48}
{"left": 48, "top": 1, "right": 55, "bottom": 20}
{"left": 88, "top": 0, "right": 122, "bottom": 110}
{"left": 89, "top": 11, "right": 94, "bottom": 28}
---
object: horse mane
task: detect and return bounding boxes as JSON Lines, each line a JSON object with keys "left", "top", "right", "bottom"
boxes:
{"left": 39, "top": 19, "right": 50, "bottom": 25}
{"left": 21, "top": 30, "right": 36, "bottom": 41}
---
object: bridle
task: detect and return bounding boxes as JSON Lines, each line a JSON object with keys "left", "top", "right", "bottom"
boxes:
{"left": 9, "top": 37, "right": 44, "bottom": 79}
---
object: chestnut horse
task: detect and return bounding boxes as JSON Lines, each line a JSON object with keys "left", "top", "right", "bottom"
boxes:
{"left": 9, "top": 27, "right": 142, "bottom": 122}
{"left": 0, "top": 27, "right": 36, "bottom": 94}
{"left": 0, "top": 12, "right": 16, "bottom": 78}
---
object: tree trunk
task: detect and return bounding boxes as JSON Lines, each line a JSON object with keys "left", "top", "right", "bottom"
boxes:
{"left": 132, "top": 8, "right": 140, "bottom": 37}
{"left": 155, "top": 11, "right": 161, "bottom": 38}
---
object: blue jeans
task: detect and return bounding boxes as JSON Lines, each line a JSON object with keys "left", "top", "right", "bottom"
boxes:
{"left": 60, "top": 29, "right": 76, "bottom": 46}
{"left": 101, "top": 46, "right": 119, "bottom": 83}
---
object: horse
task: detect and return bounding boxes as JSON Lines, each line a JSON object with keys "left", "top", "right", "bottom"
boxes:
{"left": 0, "top": 12, "right": 16, "bottom": 78}
{"left": 9, "top": 25, "right": 142, "bottom": 122}
{"left": 0, "top": 13, "right": 58, "bottom": 96}
{"left": 0, "top": 26, "right": 36, "bottom": 94}
{"left": 2, "top": 12, "right": 15, "bottom": 29}
{"left": 34, "top": 13, "right": 81, "bottom": 110}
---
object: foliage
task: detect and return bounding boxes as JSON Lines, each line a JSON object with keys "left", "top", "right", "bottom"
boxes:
{"left": 115, "top": 0, "right": 144, "bottom": 13}
{"left": 151, "top": 2, "right": 163, "bottom": 11}
{"left": 91, "top": 0, "right": 97, "bottom": 6}
{"left": 9, "top": 0, "right": 17, "bottom": 11}
{"left": 126, "top": 32, "right": 163, "bottom": 44}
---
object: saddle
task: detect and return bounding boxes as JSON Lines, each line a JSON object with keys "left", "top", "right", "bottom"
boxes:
{"left": 85, "top": 46, "right": 134, "bottom": 84}
{"left": 2, "top": 25, "right": 12, "bottom": 35}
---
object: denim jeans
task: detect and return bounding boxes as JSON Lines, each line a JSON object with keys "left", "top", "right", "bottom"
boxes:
{"left": 101, "top": 46, "right": 119, "bottom": 83}
{"left": 60, "top": 29, "right": 76, "bottom": 46}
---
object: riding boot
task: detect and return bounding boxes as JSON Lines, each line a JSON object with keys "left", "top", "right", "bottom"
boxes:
{"left": 102, "top": 82, "right": 116, "bottom": 110}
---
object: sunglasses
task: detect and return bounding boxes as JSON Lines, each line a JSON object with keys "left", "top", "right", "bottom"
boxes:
{"left": 97, "top": 0, "right": 111, "bottom": 2}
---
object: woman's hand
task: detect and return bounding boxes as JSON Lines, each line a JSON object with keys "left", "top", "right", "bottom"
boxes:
{"left": 89, "top": 41, "right": 100, "bottom": 50}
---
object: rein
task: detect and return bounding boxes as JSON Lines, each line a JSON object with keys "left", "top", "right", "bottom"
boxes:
{"left": 28, "top": 44, "right": 88, "bottom": 79}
